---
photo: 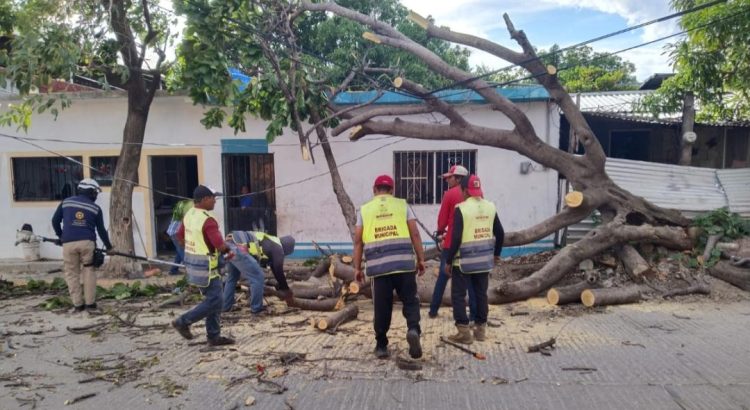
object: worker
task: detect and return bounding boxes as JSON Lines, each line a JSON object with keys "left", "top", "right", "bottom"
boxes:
{"left": 51, "top": 178, "right": 113, "bottom": 314}
{"left": 171, "top": 185, "right": 235, "bottom": 346}
{"left": 444, "top": 175, "right": 504, "bottom": 344}
{"left": 429, "top": 164, "right": 477, "bottom": 320}
{"left": 223, "top": 231, "right": 296, "bottom": 313}
{"left": 166, "top": 198, "right": 193, "bottom": 275}
{"left": 353, "top": 175, "right": 426, "bottom": 359}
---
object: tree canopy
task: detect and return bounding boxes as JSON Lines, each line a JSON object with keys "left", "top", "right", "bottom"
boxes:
{"left": 643, "top": 0, "right": 750, "bottom": 122}
{"left": 475, "top": 44, "right": 637, "bottom": 93}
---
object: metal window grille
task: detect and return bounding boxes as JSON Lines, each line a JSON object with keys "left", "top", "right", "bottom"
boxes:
{"left": 394, "top": 150, "right": 476, "bottom": 205}
{"left": 12, "top": 156, "right": 84, "bottom": 201}
{"left": 89, "top": 156, "right": 130, "bottom": 187}
{"left": 222, "top": 153, "right": 277, "bottom": 234}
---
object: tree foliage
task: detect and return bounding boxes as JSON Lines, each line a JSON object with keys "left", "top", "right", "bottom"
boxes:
{"left": 475, "top": 44, "right": 637, "bottom": 92}
{"left": 643, "top": 0, "right": 750, "bottom": 122}
{"left": 175, "top": 0, "right": 471, "bottom": 141}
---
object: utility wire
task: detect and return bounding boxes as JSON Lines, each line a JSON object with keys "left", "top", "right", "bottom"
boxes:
{"left": 0, "top": 131, "right": 406, "bottom": 200}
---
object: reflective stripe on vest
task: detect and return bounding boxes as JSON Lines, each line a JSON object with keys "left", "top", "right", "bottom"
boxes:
{"left": 183, "top": 207, "right": 220, "bottom": 287}
{"left": 454, "top": 198, "right": 496, "bottom": 273}
{"left": 361, "top": 195, "right": 415, "bottom": 277}
{"left": 230, "top": 230, "right": 281, "bottom": 260}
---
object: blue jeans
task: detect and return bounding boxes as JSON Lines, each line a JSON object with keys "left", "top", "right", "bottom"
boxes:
{"left": 429, "top": 249, "right": 477, "bottom": 321}
{"left": 169, "top": 235, "right": 184, "bottom": 274}
{"left": 222, "top": 244, "right": 265, "bottom": 313}
{"left": 177, "top": 276, "right": 223, "bottom": 340}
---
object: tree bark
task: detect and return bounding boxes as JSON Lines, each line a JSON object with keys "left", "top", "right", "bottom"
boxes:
{"left": 546, "top": 281, "right": 594, "bottom": 305}
{"left": 316, "top": 304, "right": 359, "bottom": 331}
{"left": 581, "top": 286, "right": 643, "bottom": 307}
{"left": 311, "top": 258, "right": 331, "bottom": 278}
{"left": 679, "top": 92, "right": 695, "bottom": 166}
{"left": 615, "top": 244, "right": 652, "bottom": 281}
{"left": 708, "top": 261, "right": 750, "bottom": 291}
{"left": 287, "top": 296, "right": 341, "bottom": 311}
{"left": 102, "top": 0, "right": 162, "bottom": 277}
{"left": 662, "top": 282, "right": 711, "bottom": 298}
{"left": 289, "top": 283, "right": 341, "bottom": 299}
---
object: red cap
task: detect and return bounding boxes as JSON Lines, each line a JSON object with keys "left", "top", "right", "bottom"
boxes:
{"left": 466, "top": 175, "right": 483, "bottom": 197}
{"left": 373, "top": 174, "right": 394, "bottom": 188}
{"left": 442, "top": 165, "right": 469, "bottom": 178}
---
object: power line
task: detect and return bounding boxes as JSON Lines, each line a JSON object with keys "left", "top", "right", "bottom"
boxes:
{"left": 0, "top": 131, "right": 406, "bottom": 200}
{"left": 426, "top": 0, "right": 728, "bottom": 94}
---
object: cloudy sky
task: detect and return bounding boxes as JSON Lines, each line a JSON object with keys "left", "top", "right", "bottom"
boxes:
{"left": 399, "top": 0, "right": 680, "bottom": 82}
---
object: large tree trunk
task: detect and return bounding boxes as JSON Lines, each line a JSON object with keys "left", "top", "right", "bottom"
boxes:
{"left": 102, "top": 0, "right": 161, "bottom": 277}
{"left": 708, "top": 261, "right": 750, "bottom": 291}
{"left": 679, "top": 92, "right": 695, "bottom": 166}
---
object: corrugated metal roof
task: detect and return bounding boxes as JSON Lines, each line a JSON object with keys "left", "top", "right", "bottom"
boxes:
{"left": 605, "top": 158, "right": 728, "bottom": 212}
{"left": 575, "top": 90, "right": 652, "bottom": 113}
{"left": 717, "top": 168, "right": 750, "bottom": 217}
{"left": 565, "top": 158, "right": 750, "bottom": 243}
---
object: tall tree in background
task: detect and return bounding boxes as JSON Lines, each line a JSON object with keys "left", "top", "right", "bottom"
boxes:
{"left": 175, "top": 0, "right": 470, "bottom": 235}
{"left": 0, "top": 0, "right": 175, "bottom": 276}
{"left": 644, "top": 0, "right": 750, "bottom": 122}
{"left": 475, "top": 44, "right": 637, "bottom": 92}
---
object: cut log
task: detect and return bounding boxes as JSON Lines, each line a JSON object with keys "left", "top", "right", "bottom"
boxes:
{"left": 289, "top": 283, "right": 341, "bottom": 300}
{"left": 702, "top": 233, "right": 724, "bottom": 264}
{"left": 547, "top": 281, "right": 593, "bottom": 306}
{"left": 615, "top": 244, "right": 652, "bottom": 281}
{"left": 311, "top": 258, "right": 331, "bottom": 278}
{"left": 708, "top": 261, "right": 750, "bottom": 291}
{"left": 564, "top": 191, "right": 584, "bottom": 208}
{"left": 288, "top": 297, "right": 342, "bottom": 311}
{"left": 286, "top": 267, "right": 314, "bottom": 281}
{"left": 583, "top": 270, "right": 599, "bottom": 284}
{"left": 329, "top": 255, "right": 356, "bottom": 283}
{"left": 662, "top": 282, "right": 711, "bottom": 298}
{"left": 317, "top": 304, "right": 359, "bottom": 331}
{"left": 348, "top": 281, "right": 360, "bottom": 295}
{"left": 341, "top": 255, "right": 353, "bottom": 264}
{"left": 581, "top": 286, "right": 642, "bottom": 307}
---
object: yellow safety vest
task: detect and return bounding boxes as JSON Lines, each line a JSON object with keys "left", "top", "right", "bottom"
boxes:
{"left": 183, "top": 207, "right": 220, "bottom": 286}
{"left": 360, "top": 195, "right": 416, "bottom": 277}
{"left": 229, "top": 230, "right": 281, "bottom": 261}
{"left": 454, "top": 197, "right": 496, "bottom": 273}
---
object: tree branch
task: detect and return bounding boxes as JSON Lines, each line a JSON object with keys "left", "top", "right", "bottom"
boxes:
{"left": 331, "top": 105, "right": 436, "bottom": 137}
{"left": 504, "top": 204, "right": 597, "bottom": 246}
{"left": 397, "top": 78, "right": 468, "bottom": 127}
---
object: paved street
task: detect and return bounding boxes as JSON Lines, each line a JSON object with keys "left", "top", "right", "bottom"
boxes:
{"left": 2, "top": 280, "right": 750, "bottom": 410}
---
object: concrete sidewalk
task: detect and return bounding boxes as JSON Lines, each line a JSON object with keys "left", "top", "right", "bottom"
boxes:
{"left": 2, "top": 280, "right": 750, "bottom": 410}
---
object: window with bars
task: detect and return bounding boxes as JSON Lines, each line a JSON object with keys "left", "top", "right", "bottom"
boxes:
{"left": 12, "top": 156, "right": 84, "bottom": 201}
{"left": 90, "top": 156, "right": 127, "bottom": 187}
{"left": 394, "top": 150, "right": 477, "bottom": 205}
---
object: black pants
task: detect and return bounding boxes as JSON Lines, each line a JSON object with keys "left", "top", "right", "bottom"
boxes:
{"left": 372, "top": 272, "right": 421, "bottom": 347}
{"left": 451, "top": 270, "right": 489, "bottom": 326}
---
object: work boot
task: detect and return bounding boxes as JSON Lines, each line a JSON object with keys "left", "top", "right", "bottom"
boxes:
{"left": 374, "top": 344, "right": 389, "bottom": 359}
{"left": 473, "top": 323, "right": 487, "bottom": 342}
{"left": 171, "top": 319, "right": 194, "bottom": 340}
{"left": 207, "top": 335, "right": 235, "bottom": 346}
{"left": 447, "top": 324, "right": 474, "bottom": 345}
{"left": 406, "top": 328, "right": 422, "bottom": 359}
{"left": 68, "top": 305, "right": 85, "bottom": 314}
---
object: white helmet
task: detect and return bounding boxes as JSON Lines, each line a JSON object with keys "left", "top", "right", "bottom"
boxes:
{"left": 77, "top": 178, "right": 102, "bottom": 192}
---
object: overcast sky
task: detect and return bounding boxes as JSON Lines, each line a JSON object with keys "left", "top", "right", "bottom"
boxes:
{"left": 399, "top": 0, "right": 680, "bottom": 82}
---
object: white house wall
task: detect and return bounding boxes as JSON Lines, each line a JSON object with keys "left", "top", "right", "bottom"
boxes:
{"left": 1, "top": 94, "right": 558, "bottom": 260}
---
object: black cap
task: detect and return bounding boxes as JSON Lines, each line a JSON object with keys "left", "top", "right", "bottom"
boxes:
{"left": 193, "top": 185, "right": 222, "bottom": 201}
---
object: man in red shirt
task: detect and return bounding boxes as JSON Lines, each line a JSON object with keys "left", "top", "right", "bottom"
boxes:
{"left": 171, "top": 185, "right": 235, "bottom": 346}
{"left": 429, "top": 165, "right": 477, "bottom": 320}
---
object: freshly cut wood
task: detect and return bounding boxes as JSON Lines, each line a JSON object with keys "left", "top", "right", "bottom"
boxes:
{"left": 341, "top": 255, "right": 353, "bottom": 264}
{"left": 311, "top": 258, "right": 332, "bottom": 278}
{"left": 329, "top": 255, "right": 356, "bottom": 283}
{"left": 317, "top": 304, "right": 359, "bottom": 331}
{"left": 547, "top": 281, "right": 592, "bottom": 306}
{"left": 581, "top": 286, "right": 642, "bottom": 307}
{"left": 616, "top": 244, "right": 652, "bottom": 280}
{"left": 662, "top": 282, "right": 710, "bottom": 298}
{"left": 288, "top": 297, "right": 341, "bottom": 311}
{"left": 708, "top": 261, "right": 750, "bottom": 291}
{"left": 564, "top": 191, "right": 584, "bottom": 208}
{"left": 348, "top": 281, "right": 360, "bottom": 295}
